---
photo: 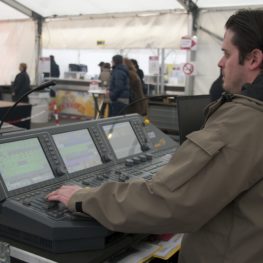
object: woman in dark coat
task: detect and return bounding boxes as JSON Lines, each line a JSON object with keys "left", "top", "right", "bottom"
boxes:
{"left": 124, "top": 58, "right": 147, "bottom": 116}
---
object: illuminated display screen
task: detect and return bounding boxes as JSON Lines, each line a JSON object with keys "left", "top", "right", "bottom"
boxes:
{"left": 53, "top": 129, "right": 102, "bottom": 173}
{"left": 103, "top": 122, "right": 142, "bottom": 159}
{"left": 0, "top": 138, "right": 54, "bottom": 191}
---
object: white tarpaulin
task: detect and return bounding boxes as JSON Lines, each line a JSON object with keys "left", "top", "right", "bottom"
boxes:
{"left": 194, "top": 10, "right": 234, "bottom": 94}
{"left": 0, "top": 1, "right": 28, "bottom": 20}
{"left": 194, "top": 0, "right": 262, "bottom": 9}
{"left": 15, "top": 0, "right": 183, "bottom": 17}
{"left": 42, "top": 13, "right": 188, "bottom": 49}
{"left": 0, "top": 20, "right": 36, "bottom": 85}
{"left": 1, "top": 0, "right": 262, "bottom": 20}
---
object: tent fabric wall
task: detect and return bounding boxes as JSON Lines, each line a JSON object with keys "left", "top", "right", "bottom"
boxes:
{"left": 42, "top": 13, "right": 188, "bottom": 49}
{"left": 0, "top": 2, "right": 28, "bottom": 20}
{"left": 194, "top": 10, "right": 234, "bottom": 95}
{"left": 0, "top": 20, "right": 36, "bottom": 85}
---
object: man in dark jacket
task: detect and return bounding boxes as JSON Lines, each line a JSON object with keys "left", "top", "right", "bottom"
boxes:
{"left": 109, "top": 55, "right": 130, "bottom": 116}
{"left": 50, "top": 55, "right": 60, "bottom": 78}
{"left": 12, "top": 63, "right": 30, "bottom": 103}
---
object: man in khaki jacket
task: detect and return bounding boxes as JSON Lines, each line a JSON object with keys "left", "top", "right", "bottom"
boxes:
{"left": 48, "top": 10, "right": 263, "bottom": 263}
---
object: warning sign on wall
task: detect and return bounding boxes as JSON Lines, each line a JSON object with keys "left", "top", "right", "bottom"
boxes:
{"left": 182, "top": 62, "right": 196, "bottom": 76}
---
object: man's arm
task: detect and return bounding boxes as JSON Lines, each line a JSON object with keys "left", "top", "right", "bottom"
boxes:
{"left": 48, "top": 127, "right": 244, "bottom": 234}
{"left": 47, "top": 100, "right": 260, "bottom": 235}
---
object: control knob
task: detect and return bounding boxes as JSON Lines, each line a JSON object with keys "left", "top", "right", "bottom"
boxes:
{"left": 125, "top": 159, "right": 134, "bottom": 167}
{"left": 141, "top": 144, "right": 150, "bottom": 151}
{"left": 119, "top": 174, "right": 129, "bottom": 182}
{"left": 82, "top": 179, "right": 91, "bottom": 186}
{"left": 139, "top": 155, "right": 147, "bottom": 162}
{"left": 103, "top": 173, "right": 109, "bottom": 179}
{"left": 101, "top": 154, "right": 112, "bottom": 163}
{"left": 145, "top": 153, "right": 153, "bottom": 160}
{"left": 132, "top": 157, "right": 140, "bottom": 164}
{"left": 55, "top": 166, "right": 67, "bottom": 176}
{"left": 97, "top": 174, "right": 104, "bottom": 181}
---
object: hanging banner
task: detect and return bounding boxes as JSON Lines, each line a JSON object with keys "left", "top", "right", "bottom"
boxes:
{"left": 149, "top": 56, "right": 159, "bottom": 75}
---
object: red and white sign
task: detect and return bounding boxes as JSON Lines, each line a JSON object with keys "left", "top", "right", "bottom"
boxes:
{"left": 182, "top": 62, "right": 196, "bottom": 76}
{"left": 180, "top": 36, "right": 197, "bottom": 50}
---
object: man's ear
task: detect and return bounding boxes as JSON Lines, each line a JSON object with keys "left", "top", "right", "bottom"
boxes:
{"left": 248, "top": 49, "right": 263, "bottom": 70}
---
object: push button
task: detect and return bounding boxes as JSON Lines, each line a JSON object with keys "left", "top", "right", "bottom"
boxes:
{"left": 125, "top": 159, "right": 134, "bottom": 167}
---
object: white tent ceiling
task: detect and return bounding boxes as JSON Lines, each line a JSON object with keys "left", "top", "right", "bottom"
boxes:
{"left": 196, "top": 0, "right": 262, "bottom": 9}
{"left": 0, "top": 1, "right": 27, "bottom": 20}
{"left": 0, "top": 0, "right": 262, "bottom": 20}
{"left": 15, "top": 0, "right": 184, "bottom": 17}
{"left": 0, "top": 0, "right": 262, "bottom": 89}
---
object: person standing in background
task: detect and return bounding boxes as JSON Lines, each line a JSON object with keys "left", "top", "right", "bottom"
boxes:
{"left": 99, "top": 63, "right": 112, "bottom": 118}
{"left": 131, "top": 59, "right": 147, "bottom": 95}
{"left": 12, "top": 63, "right": 30, "bottom": 103}
{"left": 99, "top": 63, "right": 111, "bottom": 88}
{"left": 109, "top": 55, "right": 130, "bottom": 116}
{"left": 98, "top": 61, "right": 105, "bottom": 79}
{"left": 50, "top": 55, "right": 60, "bottom": 78}
{"left": 124, "top": 58, "right": 147, "bottom": 116}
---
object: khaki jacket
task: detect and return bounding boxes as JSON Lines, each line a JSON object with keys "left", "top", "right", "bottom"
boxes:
{"left": 69, "top": 95, "right": 263, "bottom": 263}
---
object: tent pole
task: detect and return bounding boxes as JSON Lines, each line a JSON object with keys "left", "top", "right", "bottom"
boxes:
{"left": 160, "top": 48, "right": 165, "bottom": 94}
{"left": 156, "top": 48, "right": 160, "bottom": 94}
{"left": 177, "top": 0, "right": 199, "bottom": 95}
{"left": 35, "top": 17, "right": 43, "bottom": 85}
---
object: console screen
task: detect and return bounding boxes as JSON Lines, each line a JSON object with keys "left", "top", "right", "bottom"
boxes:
{"left": 0, "top": 138, "right": 54, "bottom": 191}
{"left": 103, "top": 122, "right": 142, "bottom": 159}
{"left": 53, "top": 129, "right": 102, "bottom": 173}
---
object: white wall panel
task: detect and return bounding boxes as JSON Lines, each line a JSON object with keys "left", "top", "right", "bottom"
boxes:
{"left": 42, "top": 13, "right": 188, "bottom": 49}
{"left": 194, "top": 10, "right": 234, "bottom": 95}
{"left": 0, "top": 20, "right": 36, "bottom": 85}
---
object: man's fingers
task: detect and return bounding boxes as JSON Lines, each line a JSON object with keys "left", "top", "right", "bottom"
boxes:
{"left": 47, "top": 193, "right": 60, "bottom": 201}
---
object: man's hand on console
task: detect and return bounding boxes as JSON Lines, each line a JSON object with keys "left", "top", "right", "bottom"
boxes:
{"left": 47, "top": 185, "right": 83, "bottom": 207}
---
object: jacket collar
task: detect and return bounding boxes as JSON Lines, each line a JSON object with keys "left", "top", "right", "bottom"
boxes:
{"left": 204, "top": 73, "right": 263, "bottom": 122}
{"left": 241, "top": 73, "right": 263, "bottom": 101}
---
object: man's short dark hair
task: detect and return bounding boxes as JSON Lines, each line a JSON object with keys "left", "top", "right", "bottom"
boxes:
{"left": 225, "top": 9, "right": 263, "bottom": 68}
{"left": 112, "top": 55, "right": 123, "bottom": 65}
